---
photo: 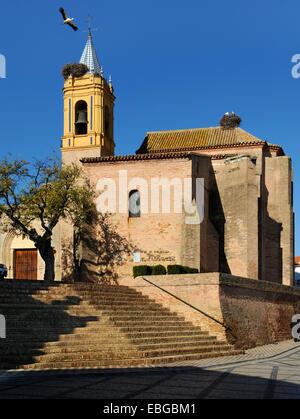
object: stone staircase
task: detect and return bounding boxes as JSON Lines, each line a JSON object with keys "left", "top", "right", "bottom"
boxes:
{"left": 0, "top": 281, "right": 243, "bottom": 370}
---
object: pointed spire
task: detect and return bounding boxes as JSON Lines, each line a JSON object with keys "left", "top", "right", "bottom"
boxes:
{"left": 109, "top": 75, "right": 114, "bottom": 93}
{"left": 79, "top": 30, "right": 102, "bottom": 75}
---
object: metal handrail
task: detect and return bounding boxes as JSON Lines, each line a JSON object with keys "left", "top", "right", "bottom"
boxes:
{"left": 140, "top": 276, "right": 236, "bottom": 341}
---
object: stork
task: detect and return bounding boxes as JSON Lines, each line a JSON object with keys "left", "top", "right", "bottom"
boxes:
{"left": 59, "top": 8, "right": 78, "bottom": 31}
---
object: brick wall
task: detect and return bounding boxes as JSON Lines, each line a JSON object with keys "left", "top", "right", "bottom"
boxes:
{"left": 83, "top": 158, "right": 192, "bottom": 277}
{"left": 265, "top": 157, "right": 294, "bottom": 286}
{"left": 123, "top": 273, "right": 300, "bottom": 349}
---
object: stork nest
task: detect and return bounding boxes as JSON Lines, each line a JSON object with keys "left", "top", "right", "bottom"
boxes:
{"left": 62, "top": 63, "right": 89, "bottom": 80}
{"left": 220, "top": 113, "right": 242, "bottom": 129}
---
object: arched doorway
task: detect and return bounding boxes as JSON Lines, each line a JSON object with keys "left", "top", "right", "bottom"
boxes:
{"left": 2, "top": 233, "right": 38, "bottom": 280}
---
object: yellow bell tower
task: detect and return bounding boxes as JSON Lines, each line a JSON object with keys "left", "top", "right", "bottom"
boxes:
{"left": 61, "top": 31, "right": 115, "bottom": 164}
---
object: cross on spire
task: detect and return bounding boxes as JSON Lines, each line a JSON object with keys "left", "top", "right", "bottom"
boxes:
{"left": 84, "top": 14, "right": 98, "bottom": 36}
{"left": 80, "top": 21, "right": 102, "bottom": 75}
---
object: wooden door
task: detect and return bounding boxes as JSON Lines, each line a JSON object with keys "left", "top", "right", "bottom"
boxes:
{"left": 14, "top": 249, "right": 38, "bottom": 280}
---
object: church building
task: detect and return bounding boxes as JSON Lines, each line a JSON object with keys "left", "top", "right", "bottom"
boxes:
{"left": 61, "top": 32, "right": 294, "bottom": 286}
{"left": 0, "top": 32, "right": 295, "bottom": 286}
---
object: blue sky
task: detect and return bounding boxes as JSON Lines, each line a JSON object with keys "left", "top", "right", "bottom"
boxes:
{"left": 0, "top": 0, "right": 299, "bottom": 253}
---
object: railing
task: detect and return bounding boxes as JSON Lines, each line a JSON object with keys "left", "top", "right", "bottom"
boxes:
{"left": 140, "top": 276, "right": 236, "bottom": 341}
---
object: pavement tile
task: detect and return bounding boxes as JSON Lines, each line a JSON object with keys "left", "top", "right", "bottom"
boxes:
{"left": 0, "top": 340, "right": 300, "bottom": 399}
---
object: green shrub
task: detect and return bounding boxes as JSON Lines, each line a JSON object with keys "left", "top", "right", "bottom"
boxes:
{"left": 183, "top": 266, "right": 199, "bottom": 274}
{"left": 133, "top": 265, "right": 152, "bottom": 278}
{"left": 151, "top": 265, "right": 167, "bottom": 276}
{"left": 167, "top": 265, "right": 185, "bottom": 275}
{"left": 167, "top": 265, "right": 199, "bottom": 275}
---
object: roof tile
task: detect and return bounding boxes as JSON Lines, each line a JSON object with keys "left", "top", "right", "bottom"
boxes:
{"left": 137, "top": 127, "right": 279, "bottom": 154}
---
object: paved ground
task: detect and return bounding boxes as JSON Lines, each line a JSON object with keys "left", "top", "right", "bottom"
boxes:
{"left": 0, "top": 340, "right": 299, "bottom": 399}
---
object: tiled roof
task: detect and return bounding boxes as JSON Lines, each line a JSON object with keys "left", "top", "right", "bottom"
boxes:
{"left": 81, "top": 152, "right": 234, "bottom": 164}
{"left": 295, "top": 257, "right": 300, "bottom": 265}
{"left": 80, "top": 31, "right": 102, "bottom": 75}
{"left": 137, "top": 127, "right": 282, "bottom": 154}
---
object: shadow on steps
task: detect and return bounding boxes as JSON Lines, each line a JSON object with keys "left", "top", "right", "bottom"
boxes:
{"left": 0, "top": 281, "right": 98, "bottom": 369}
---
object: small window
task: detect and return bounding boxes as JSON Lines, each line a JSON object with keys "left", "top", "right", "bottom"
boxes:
{"left": 129, "top": 190, "right": 141, "bottom": 218}
{"left": 133, "top": 250, "right": 141, "bottom": 263}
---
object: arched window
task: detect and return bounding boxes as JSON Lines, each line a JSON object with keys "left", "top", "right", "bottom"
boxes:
{"left": 129, "top": 190, "right": 141, "bottom": 218}
{"left": 75, "top": 100, "right": 88, "bottom": 135}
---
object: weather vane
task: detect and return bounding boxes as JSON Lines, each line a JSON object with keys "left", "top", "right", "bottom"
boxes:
{"left": 85, "top": 14, "right": 98, "bottom": 35}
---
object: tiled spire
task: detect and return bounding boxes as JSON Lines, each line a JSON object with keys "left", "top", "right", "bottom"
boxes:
{"left": 79, "top": 30, "right": 102, "bottom": 75}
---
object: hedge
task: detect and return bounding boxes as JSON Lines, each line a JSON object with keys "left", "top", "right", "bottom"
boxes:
{"left": 133, "top": 264, "right": 198, "bottom": 277}
{"left": 151, "top": 265, "right": 167, "bottom": 276}
{"left": 133, "top": 265, "right": 152, "bottom": 278}
{"left": 167, "top": 265, "right": 199, "bottom": 275}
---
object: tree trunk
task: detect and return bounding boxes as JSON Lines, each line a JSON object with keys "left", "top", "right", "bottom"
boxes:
{"left": 73, "top": 228, "right": 81, "bottom": 281}
{"left": 36, "top": 238, "right": 55, "bottom": 283}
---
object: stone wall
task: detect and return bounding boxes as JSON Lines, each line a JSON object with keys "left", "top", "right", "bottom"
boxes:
{"left": 71, "top": 150, "right": 294, "bottom": 284}
{"left": 212, "top": 156, "right": 261, "bottom": 279}
{"left": 123, "top": 273, "right": 300, "bottom": 349}
{"left": 82, "top": 158, "right": 192, "bottom": 278}
{"left": 264, "top": 157, "right": 294, "bottom": 286}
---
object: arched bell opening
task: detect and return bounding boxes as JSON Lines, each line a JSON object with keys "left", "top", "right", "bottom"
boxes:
{"left": 75, "top": 100, "right": 88, "bottom": 135}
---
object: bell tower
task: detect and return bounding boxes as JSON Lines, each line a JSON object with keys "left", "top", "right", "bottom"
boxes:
{"left": 61, "top": 31, "right": 115, "bottom": 164}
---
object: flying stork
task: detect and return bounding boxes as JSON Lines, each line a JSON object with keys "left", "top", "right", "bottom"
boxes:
{"left": 59, "top": 8, "right": 78, "bottom": 31}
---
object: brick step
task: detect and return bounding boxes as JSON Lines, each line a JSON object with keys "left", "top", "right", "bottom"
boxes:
{"left": 43, "top": 340, "right": 228, "bottom": 354}
{"left": 0, "top": 307, "right": 100, "bottom": 315}
{"left": 3, "top": 314, "right": 101, "bottom": 322}
{"left": 4, "top": 321, "right": 203, "bottom": 334}
{"left": 0, "top": 341, "right": 229, "bottom": 358}
{"left": 0, "top": 343, "right": 136, "bottom": 356}
{"left": 0, "top": 336, "right": 223, "bottom": 354}
{"left": 0, "top": 350, "right": 142, "bottom": 364}
{"left": 4, "top": 350, "right": 243, "bottom": 371}
{"left": 110, "top": 320, "right": 196, "bottom": 327}
{"left": 2, "top": 305, "right": 100, "bottom": 313}
{"left": 0, "top": 294, "right": 152, "bottom": 302}
{"left": 85, "top": 308, "right": 174, "bottom": 315}
{"left": 0, "top": 282, "right": 238, "bottom": 370}
{"left": 7, "top": 319, "right": 198, "bottom": 328}
{"left": 71, "top": 285, "right": 141, "bottom": 294}
{"left": 6, "top": 316, "right": 101, "bottom": 333}
{"left": 136, "top": 339, "right": 226, "bottom": 350}
{"left": 0, "top": 343, "right": 234, "bottom": 365}
{"left": 37, "top": 289, "right": 145, "bottom": 297}
{"left": 35, "top": 335, "right": 218, "bottom": 348}
{"left": 0, "top": 305, "right": 180, "bottom": 321}
{"left": 58, "top": 329, "right": 210, "bottom": 341}
{"left": 117, "top": 323, "right": 203, "bottom": 332}
{"left": 0, "top": 281, "right": 50, "bottom": 286}
{"left": 99, "top": 314, "right": 186, "bottom": 322}
{"left": 0, "top": 283, "right": 138, "bottom": 292}
{"left": 3, "top": 330, "right": 211, "bottom": 344}
{"left": 4, "top": 318, "right": 191, "bottom": 330}
{"left": 0, "top": 303, "right": 90, "bottom": 310}
{"left": 0, "top": 303, "right": 174, "bottom": 314}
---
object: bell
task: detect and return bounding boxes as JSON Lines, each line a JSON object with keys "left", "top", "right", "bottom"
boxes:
{"left": 75, "top": 110, "right": 87, "bottom": 125}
